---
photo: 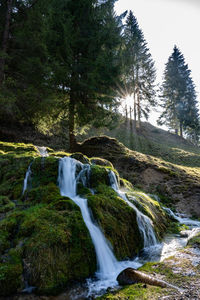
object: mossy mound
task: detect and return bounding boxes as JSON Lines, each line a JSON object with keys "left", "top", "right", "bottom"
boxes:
{"left": 90, "top": 157, "right": 114, "bottom": 168}
{"left": 0, "top": 142, "right": 39, "bottom": 202}
{"left": 0, "top": 203, "right": 96, "bottom": 296}
{"left": 0, "top": 140, "right": 169, "bottom": 296}
{"left": 88, "top": 184, "right": 143, "bottom": 259}
{"left": 126, "top": 192, "right": 168, "bottom": 239}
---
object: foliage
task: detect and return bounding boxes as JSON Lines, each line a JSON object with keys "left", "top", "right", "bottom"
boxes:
{"left": 158, "top": 46, "right": 199, "bottom": 140}
{"left": 122, "top": 10, "right": 156, "bottom": 125}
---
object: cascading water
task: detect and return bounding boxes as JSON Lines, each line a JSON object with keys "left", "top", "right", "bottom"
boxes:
{"left": 22, "top": 164, "right": 32, "bottom": 195}
{"left": 20, "top": 155, "right": 200, "bottom": 298}
{"left": 58, "top": 157, "right": 117, "bottom": 280}
{"left": 163, "top": 207, "right": 200, "bottom": 227}
{"left": 58, "top": 157, "right": 141, "bottom": 296}
{"left": 109, "top": 170, "right": 157, "bottom": 248}
{"left": 36, "top": 146, "right": 49, "bottom": 157}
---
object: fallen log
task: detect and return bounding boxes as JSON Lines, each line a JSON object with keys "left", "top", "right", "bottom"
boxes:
{"left": 117, "top": 268, "right": 181, "bottom": 291}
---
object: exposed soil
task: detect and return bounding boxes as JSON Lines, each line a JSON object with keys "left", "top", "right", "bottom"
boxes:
{"left": 79, "top": 136, "right": 200, "bottom": 217}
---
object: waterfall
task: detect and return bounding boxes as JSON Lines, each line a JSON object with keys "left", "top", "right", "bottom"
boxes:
{"left": 109, "top": 171, "right": 157, "bottom": 248}
{"left": 163, "top": 207, "right": 200, "bottom": 227}
{"left": 22, "top": 164, "right": 32, "bottom": 195}
{"left": 36, "top": 146, "right": 49, "bottom": 157}
{"left": 58, "top": 157, "right": 117, "bottom": 280}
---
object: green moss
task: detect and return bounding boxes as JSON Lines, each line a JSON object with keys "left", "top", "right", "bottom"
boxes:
{"left": 70, "top": 152, "right": 90, "bottom": 164}
{"left": 0, "top": 196, "right": 15, "bottom": 213}
{"left": 0, "top": 247, "right": 23, "bottom": 296}
{"left": 90, "top": 165, "right": 110, "bottom": 188}
{"left": 31, "top": 156, "right": 59, "bottom": 187}
{"left": 19, "top": 204, "right": 96, "bottom": 294}
{"left": 90, "top": 157, "right": 114, "bottom": 168}
{"left": 127, "top": 192, "right": 168, "bottom": 240}
{"left": 88, "top": 184, "right": 143, "bottom": 259}
{"left": 166, "top": 222, "right": 189, "bottom": 234}
{"left": 0, "top": 262, "right": 23, "bottom": 296}
{"left": 27, "top": 182, "right": 62, "bottom": 204}
{"left": 187, "top": 232, "right": 200, "bottom": 247}
{"left": 76, "top": 183, "right": 92, "bottom": 197}
{"left": 98, "top": 283, "right": 164, "bottom": 300}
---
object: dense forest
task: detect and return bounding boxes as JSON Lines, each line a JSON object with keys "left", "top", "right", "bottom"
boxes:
{"left": 0, "top": 0, "right": 199, "bottom": 149}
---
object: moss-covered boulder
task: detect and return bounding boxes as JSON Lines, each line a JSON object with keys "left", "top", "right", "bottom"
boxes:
{"left": 0, "top": 203, "right": 96, "bottom": 296}
{"left": 90, "top": 157, "right": 114, "bottom": 168}
{"left": 0, "top": 141, "right": 169, "bottom": 296}
{"left": 88, "top": 184, "right": 143, "bottom": 259}
{"left": 126, "top": 192, "right": 168, "bottom": 239}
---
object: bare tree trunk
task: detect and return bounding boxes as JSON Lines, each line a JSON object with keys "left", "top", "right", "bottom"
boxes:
{"left": 125, "top": 104, "right": 128, "bottom": 121}
{"left": 133, "top": 92, "right": 137, "bottom": 121}
{"left": 69, "top": 95, "right": 77, "bottom": 152}
{"left": 136, "top": 88, "right": 141, "bottom": 128}
{"left": 129, "top": 106, "right": 132, "bottom": 120}
{"left": 0, "top": 0, "right": 13, "bottom": 85}
{"left": 180, "top": 121, "right": 183, "bottom": 137}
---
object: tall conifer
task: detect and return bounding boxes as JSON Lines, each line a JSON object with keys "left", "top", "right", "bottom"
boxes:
{"left": 158, "top": 46, "right": 199, "bottom": 139}
{"left": 123, "top": 11, "right": 156, "bottom": 127}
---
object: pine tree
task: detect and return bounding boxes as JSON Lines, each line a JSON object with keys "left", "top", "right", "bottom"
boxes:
{"left": 0, "top": 0, "right": 52, "bottom": 124}
{"left": 122, "top": 10, "right": 156, "bottom": 127}
{"left": 48, "top": 0, "right": 122, "bottom": 150}
{"left": 158, "top": 46, "right": 199, "bottom": 138}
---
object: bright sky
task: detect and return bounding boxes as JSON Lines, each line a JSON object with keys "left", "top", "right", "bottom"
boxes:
{"left": 115, "top": 0, "right": 200, "bottom": 127}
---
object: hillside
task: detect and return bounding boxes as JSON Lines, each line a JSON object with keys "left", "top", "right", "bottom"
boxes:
{"left": 78, "top": 119, "right": 200, "bottom": 168}
{"left": 79, "top": 135, "right": 200, "bottom": 217}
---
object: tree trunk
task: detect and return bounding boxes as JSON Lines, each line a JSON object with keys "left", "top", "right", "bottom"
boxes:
{"left": 125, "top": 104, "right": 128, "bottom": 121}
{"left": 180, "top": 121, "right": 183, "bottom": 137}
{"left": 129, "top": 106, "right": 132, "bottom": 120}
{"left": 69, "top": 96, "right": 77, "bottom": 152}
{"left": 0, "top": 0, "right": 13, "bottom": 85}
{"left": 133, "top": 92, "right": 137, "bottom": 130}
{"left": 136, "top": 89, "right": 141, "bottom": 128}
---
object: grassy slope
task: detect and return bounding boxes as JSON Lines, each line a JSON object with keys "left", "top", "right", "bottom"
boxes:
{"left": 79, "top": 132, "right": 200, "bottom": 217}
{"left": 78, "top": 119, "right": 200, "bottom": 168}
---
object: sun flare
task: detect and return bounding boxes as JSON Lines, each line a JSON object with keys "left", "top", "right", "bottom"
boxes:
{"left": 124, "top": 94, "right": 133, "bottom": 108}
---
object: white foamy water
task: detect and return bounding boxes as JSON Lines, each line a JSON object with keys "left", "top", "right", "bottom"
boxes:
{"left": 22, "top": 164, "right": 32, "bottom": 195}
{"left": 58, "top": 157, "right": 141, "bottom": 296}
{"left": 36, "top": 146, "right": 49, "bottom": 157}
{"left": 109, "top": 170, "right": 157, "bottom": 248}
{"left": 56, "top": 157, "right": 200, "bottom": 298}
{"left": 163, "top": 207, "right": 200, "bottom": 227}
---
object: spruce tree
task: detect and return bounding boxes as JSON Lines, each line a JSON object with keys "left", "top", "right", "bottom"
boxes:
{"left": 158, "top": 46, "right": 199, "bottom": 138}
{"left": 48, "top": 0, "right": 122, "bottom": 150}
{"left": 122, "top": 10, "right": 156, "bottom": 127}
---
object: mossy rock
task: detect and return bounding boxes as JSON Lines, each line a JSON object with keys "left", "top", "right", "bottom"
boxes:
{"left": 76, "top": 183, "right": 92, "bottom": 198}
{"left": 31, "top": 156, "right": 59, "bottom": 188}
{"left": 90, "top": 157, "right": 113, "bottom": 168}
{"left": 187, "top": 232, "right": 200, "bottom": 247}
{"left": 0, "top": 246, "right": 23, "bottom": 296}
{"left": 0, "top": 202, "right": 96, "bottom": 295}
{"left": 90, "top": 165, "right": 111, "bottom": 188}
{"left": 0, "top": 261, "right": 23, "bottom": 296}
{"left": 19, "top": 204, "right": 96, "bottom": 294}
{"left": 27, "top": 183, "right": 62, "bottom": 204}
{"left": 70, "top": 152, "right": 90, "bottom": 164}
{"left": 0, "top": 196, "right": 15, "bottom": 213}
{"left": 126, "top": 192, "right": 168, "bottom": 239}
{"left": 88, "top": 184, "right": 143, "bottom": 259}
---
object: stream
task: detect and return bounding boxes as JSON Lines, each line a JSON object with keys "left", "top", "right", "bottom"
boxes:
{"left": 22, "top": 154, "right": 200, "bottom": 299}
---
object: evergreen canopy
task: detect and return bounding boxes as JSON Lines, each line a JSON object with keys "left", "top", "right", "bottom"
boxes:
{"left": 158, "top": 46, "right": 199, "bottom": 140}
